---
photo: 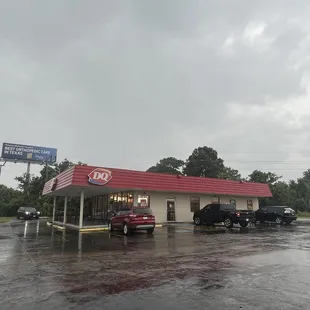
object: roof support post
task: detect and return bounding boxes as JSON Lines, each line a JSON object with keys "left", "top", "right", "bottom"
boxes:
{"left": 78, "top": 232, "right": 82, "bottom": 254}
{"left": 79, "top": 189, "right": 84, "bottom": 229}
{"left": 52, "top": 197, "right": 56, "bottom": 223}
{"left": 63, "top": 195, "right": 68, "bottom": 226}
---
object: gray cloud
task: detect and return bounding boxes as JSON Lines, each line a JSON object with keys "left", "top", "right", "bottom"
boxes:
{"left": 1, "top": 0, "right": 310, "bottom": 186}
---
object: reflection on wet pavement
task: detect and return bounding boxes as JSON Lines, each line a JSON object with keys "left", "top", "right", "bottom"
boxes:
{"left": 1, "top": 220, "right": 310, "bottom": 309}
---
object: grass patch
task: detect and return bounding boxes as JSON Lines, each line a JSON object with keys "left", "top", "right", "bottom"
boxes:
{"left": 0, "top": 217, "right": 13, "bottom": 223}
{"left": 297, "top": 212, "right": 310, "bottom": 218}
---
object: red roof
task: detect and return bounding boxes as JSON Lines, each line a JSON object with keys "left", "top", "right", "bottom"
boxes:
{"left": 42, "top": 165, "right": 272, "bottom": 197}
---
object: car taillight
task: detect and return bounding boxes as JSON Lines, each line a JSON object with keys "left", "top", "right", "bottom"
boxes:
{"left": 236, "top": 212, "right": 240, "bottom": 217}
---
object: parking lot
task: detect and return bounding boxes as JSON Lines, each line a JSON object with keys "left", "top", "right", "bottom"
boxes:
{"left": 1, "top": 220, "right": 310, "bottom": 309}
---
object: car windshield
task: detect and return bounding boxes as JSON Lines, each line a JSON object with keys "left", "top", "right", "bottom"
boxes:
{"left": 220, "top": 204, "right": 235, "bottom": 211}
{"left": 118, "top": 210, "right": 131, "bottom": 215}
{"left": 284, "top": 208, "right": 294, "bottom": 213}
{"left": 133, "top": 208, "right": 153, "bottom": 215}
{"left": 24, "top": 207, "right": 37, "bottom": 212}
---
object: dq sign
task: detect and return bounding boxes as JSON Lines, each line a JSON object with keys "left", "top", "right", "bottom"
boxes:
{"left": 88, "top": 168, "right": 112, "bottom": 186}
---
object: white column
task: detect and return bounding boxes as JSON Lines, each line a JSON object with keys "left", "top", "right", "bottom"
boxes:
{"left": 62, "top": 230, "right": 66, "bottom": 252}
{"left": 78, "top": 232, "right": 83, "bottom": 254}
{"left": 63, "top": 195, "right": 68, "bottom": 225}
{"left": 79, "top": 189, "right": 84, "bottom": 229}
{"left": 52, "top": 197, "right": 56, "bottom": 223}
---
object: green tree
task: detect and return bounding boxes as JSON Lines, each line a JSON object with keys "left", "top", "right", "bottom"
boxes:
{"left": 147, "top": 157, "right": 184, "bottom": 175}
{"left": 55, "top": 158, "right": 75, "bottom": 174}
{"left": 183, "top": 146, "right": 225, "bottom": 178}
{"left": 289, "top": 169, "right": 310, "bottom": 212}
{"left": 0, "top": 184, "right": 23, "bottom": 216}
{"left": 218, "top": 166, "right": 242, "bottom": 181}
{"left": 248, "top": 170, "right": 282, "bottom": 184}
{"left": 269, "top": 181, "right": 294, "bottom": 206}
{"left": 247, "top": 170, "right": 283, "bottom": 207}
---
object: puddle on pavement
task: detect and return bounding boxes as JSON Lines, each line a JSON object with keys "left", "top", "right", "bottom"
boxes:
{"left": 2, "top": 220, "right": 310, "bottom": 309}
{"left": 0, "top": 235, "right": 12, "bottom": 239}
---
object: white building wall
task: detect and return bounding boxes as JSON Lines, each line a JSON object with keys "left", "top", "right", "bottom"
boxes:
{"left": 134, "top": 191, "right": 259, "bottom": 223}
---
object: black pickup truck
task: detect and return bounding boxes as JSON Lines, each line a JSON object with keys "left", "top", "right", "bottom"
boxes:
{"left": 193, "top": 203, "right": 254, "bottom": 228}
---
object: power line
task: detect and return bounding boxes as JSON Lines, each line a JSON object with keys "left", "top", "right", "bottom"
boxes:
{"left": 227, "top": 161, "right": 310, "bottom": 164}
{"left": 218, "top": 151, "right": 310, "bottom": 154}
{"left": 3, "top": 160, "right": 310, "bottom": 166}
{"left": 240, "top": 169, "right": 309, "bottom": 171}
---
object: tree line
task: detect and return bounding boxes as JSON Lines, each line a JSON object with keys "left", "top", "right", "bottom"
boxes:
{"left": 0, "top": 146, "right": 309, "bottom": 217}
{"left": 147, "top": 146, "right": 310, "bottom": 213}
{"left": 0, "top": 159, "right": 85, "bottom": 217}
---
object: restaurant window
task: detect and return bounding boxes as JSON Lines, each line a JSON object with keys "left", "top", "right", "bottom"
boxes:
{"left": 190, "top": 196, "right": 200, "bottom": 212}
{"left": 247, "top": 200, "right": 253, "bottom": 210}
{"left": 138, "top": 195, "right": 150, "bottom": 207}
{"left": 109, "top": 192, "right": 134, "bottom": 212}
{"left": 230, "top": 199, "right": 236, "bottom": 207}
{"left": 211, "top": 196, "right": 220, "bottom": 203}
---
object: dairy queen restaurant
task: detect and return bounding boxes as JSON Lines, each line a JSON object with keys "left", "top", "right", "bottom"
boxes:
{"left": 42, "top": 165, "right": 272, "bottom": 231}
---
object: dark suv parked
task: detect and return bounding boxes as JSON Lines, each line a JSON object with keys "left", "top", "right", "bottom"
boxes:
{"left": 255, "top": 206, "right": 297, "bottom": 224}
{"left": 17, "top": 207, "right": 40, "bottom": 220}
{"left": 193, "top": 203, "right": 254, "bottom": 228}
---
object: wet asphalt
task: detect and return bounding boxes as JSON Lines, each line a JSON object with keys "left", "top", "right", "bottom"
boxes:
{"left": 1, "top": 220, "right": 310, "bottom": 310}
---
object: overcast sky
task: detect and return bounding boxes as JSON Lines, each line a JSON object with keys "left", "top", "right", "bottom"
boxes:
{"left": 1, "top": 0, "right": 310, "bottom": 188}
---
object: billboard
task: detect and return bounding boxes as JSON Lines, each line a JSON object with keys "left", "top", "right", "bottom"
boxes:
{"left": 1, "top": 143, "right": 57, "bottom": 164}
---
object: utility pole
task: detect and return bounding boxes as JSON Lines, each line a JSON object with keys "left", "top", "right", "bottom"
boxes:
{"left": 45, "top": 155, "right": 54, "bottom": 181}
{"left": 45, "top": 160, "right": 48, "bottom": 181}
{"left": 0, "top": 161, "right": 6, "bottom": 176}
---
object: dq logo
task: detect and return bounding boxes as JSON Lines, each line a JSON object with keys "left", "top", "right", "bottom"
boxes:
{"left": 88, "top": 168, "right": 112, "bottom": 186}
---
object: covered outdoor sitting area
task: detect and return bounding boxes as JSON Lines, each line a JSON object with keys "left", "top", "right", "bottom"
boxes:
{"left": 49, "top": 190, "right": 134, "bottom": 231}
{"left": 42, "top": 166, "right": 136, "bottom": 231}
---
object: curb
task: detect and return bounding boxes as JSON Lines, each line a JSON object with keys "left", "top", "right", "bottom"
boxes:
{"left": 80, "top": 227, "right": 109, "bottom": 232}
{"left": 81, "top": 224, "right": 163, "bottom": 232}
{"left": 47, "top": 222, "right": 163, "bottom": 233}
{"left": 47, "top": 222, "right": 65, "bottom": 230}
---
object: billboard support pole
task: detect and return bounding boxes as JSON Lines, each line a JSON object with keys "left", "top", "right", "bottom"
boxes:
{"left": 26, "top": 162, "right": 30, "bottom": 175}
{"left": 26, "top": 162, "right": 31, "bottom": 195}
{"left": 0, "top": 161, "right": 6, "bottom": 176}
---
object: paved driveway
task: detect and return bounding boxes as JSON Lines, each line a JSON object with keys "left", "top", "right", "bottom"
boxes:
{"left": 1, "top": 219, "right": 310, "bottom": 309}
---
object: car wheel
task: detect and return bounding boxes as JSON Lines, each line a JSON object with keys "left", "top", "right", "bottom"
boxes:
{"left": 224, "top": 218, "right": 233, "bottom": 228}
{"left": 123, "top": 223, "right": 131, "bottom": 235}
{"left": 275, "top": 217, "right": 283, "bottom": 225}
{"left": 193, "top": 217, "right": 201, "bottom": 226}
{"left": 108, "top": 221, "right": 114, "bottom": 232}
{"left": 240, "top": 222, "right": 248, "bottom": 228}
{"left": 147, "top": 228, "right": 154, "bottom": 234}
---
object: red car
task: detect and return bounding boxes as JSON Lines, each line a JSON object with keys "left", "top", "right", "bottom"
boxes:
{"left": 108, "top": 207, "right": 155, "bottom": 235}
